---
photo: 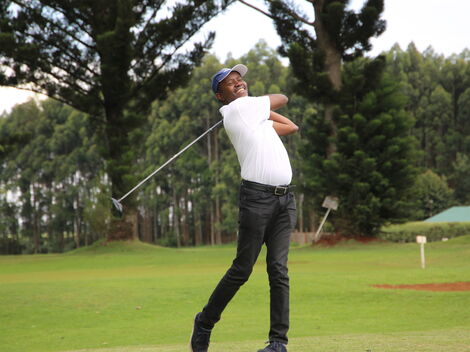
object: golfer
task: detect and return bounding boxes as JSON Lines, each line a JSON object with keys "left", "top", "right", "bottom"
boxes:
{"left": 190, "top": 64, "right": 298, "bottom": 352}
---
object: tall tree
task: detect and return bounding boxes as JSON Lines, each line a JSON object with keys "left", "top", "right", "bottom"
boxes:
{"left": 0, "top": 99, "right": 104, "bottom": 252}
{"left": 241, "top": 1, "right": 419, "bottom": 236}
{"left": 0, "top": 0, "right": 233, "bottom": 237}
{"left": 136, "top": 42, "right": 306, "bottom": 246}
{"left": 384, "top": 45, "right": 470, "bottom": 208}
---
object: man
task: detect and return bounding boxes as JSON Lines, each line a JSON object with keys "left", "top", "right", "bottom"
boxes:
{"left": 190, "top": 64, "right": 298, "bottom": 352}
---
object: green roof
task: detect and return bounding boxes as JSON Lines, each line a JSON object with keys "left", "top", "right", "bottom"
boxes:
{"left": 425, "top": 206, "right": 470, "bottom": 222}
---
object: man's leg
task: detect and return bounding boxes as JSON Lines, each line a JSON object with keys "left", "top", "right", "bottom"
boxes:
{"left": 199, "top": 187, "right": 276, "bottom": 327}
{"left": 191, "top": 193, "right": 271, "bottom": 352}
{"left": 264, "top": 192, "right": 296, "bottom": 344}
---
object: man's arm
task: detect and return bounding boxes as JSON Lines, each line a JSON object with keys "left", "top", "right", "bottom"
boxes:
{"left": 269, "top": 110, "right": 299, "bottom": 136}
{"left": 268, "top": 94, "right": 288, "bottom": 110}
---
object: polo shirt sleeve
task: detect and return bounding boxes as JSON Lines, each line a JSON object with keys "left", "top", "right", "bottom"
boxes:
{"left": 235, "top": 96, "right": 271, "bottom": 128}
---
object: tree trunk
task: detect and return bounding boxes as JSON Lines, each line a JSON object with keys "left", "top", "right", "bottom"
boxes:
{"left": 142, "top": 207, "right": 153, "bottom": 243}
{"left": 313, "top": 1, "right": 343, "bottom": 92}
{"left": 172, "top": 186, "right": 181, "bottom": 247}
{"left": 314, "top": 0, "right": 342, "bottom": 157}
{"left": 182, "top": 192, "right": 190, "bottom": 246}
{"left": 309, "top": 209, "right": 318, "bottom": 244}
{"left": 194, "top": 205, "right": 203, "bottom": 246}
{"left": 74, "top": 214, "right": 80, "bottom": 249}
{"left": 103, "top": 103, "right": 135, "bottom": 241}
{"left": 74, "top": 194, "right": 81, "bottom": 248}
{"left": 32, "top": 184, "right": 40, "bottom": 254}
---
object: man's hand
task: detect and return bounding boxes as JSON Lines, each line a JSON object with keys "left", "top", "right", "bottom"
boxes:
{"left": 269, "top": 111, "right": 299, "bottom": 136}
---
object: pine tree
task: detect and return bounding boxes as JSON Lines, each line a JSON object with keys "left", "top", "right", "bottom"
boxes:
{"left": 241, "top": 0, "right": 417, "bottom": 236}
{"left": 302, "top": 58, "right": 417, "bottom": 235}
{"left": 0, "top": 0, "right": 233, "bottom": 238}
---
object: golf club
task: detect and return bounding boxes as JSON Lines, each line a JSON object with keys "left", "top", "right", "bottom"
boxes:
{"left": 111, "top": 119, "right": 223, "bottom": 215}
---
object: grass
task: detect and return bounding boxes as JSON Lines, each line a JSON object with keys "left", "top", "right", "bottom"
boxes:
{"left": 1, "top": 236, "right": 469, "bottom": 352}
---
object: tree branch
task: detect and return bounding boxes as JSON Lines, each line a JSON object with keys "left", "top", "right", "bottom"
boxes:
{"left": 10, "top": 1, "right": 99, "bottom": 79}
{"left": 19, "top": 32, "right": 97, "bottom": 89}
{"left": 238, "top": 0, "right": 275, "bottom": 19}
{"left": 133, "top": 4, "right": 163, "bottom": 53}
{"left": 239, "top": 0, "right": 315, "bottom": 25}
{"left": 11, "top": 0, "right": 95, "bottom": 42}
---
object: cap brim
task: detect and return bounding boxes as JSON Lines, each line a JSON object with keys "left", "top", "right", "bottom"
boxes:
{"left": 230, "top": 64, "right": 248, "bottom": 77}
{"left": 212, "top": 64, "right": 248, "bottom": 93}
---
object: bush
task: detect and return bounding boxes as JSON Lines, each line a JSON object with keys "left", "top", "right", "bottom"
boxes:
{"left": 407, "top": 170, "right": 455, "bottom": 220}
{"left": 380, "top": 222, "right": 470, "bottom": 242}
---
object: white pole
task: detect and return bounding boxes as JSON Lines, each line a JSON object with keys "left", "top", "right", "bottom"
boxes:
{"left": 314, "top": 208, "right": 331, "bottom": 242}
{"left": 420, "top": 243, "right": 426, "bottom": 269}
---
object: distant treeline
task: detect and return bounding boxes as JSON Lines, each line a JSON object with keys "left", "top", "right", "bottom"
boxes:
{"left": 1, "top": 42, "right": 469, "bottom": 253}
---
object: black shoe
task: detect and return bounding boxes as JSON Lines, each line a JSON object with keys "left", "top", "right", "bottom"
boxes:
{"left": 257, "top": 341, "right": 288, "bottom": 352}
{"left": 190, "top": 312, "right": 212, "bottom": 352}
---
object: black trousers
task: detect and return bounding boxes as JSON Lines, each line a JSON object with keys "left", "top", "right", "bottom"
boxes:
{"left": 199, "top": 181, "right": 296, "bottom": 344}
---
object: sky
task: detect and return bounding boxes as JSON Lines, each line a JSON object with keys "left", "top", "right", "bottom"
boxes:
{"left": 1, "top": 0, "right": 469, "bottom": 114}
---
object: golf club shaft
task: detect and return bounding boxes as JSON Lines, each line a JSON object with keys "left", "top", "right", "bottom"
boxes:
{"left": 117, "top": 119, "right": 223, "bottom": 203}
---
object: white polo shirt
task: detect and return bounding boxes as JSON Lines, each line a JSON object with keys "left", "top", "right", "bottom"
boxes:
{"left": 221, "top": 96, "right": 292, "bottom": 186}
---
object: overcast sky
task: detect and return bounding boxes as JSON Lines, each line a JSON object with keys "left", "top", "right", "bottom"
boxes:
{"left": 1, "top": 0, "right": 469, "bottom": 114}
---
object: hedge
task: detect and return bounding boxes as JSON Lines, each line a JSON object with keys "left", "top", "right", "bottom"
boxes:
{"left": 379, "top": 222, "right": 470, "bottom": 243}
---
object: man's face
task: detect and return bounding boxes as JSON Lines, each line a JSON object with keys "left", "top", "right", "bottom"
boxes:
{"left": 215, "top": 71, "right": 248, "bottom": 104}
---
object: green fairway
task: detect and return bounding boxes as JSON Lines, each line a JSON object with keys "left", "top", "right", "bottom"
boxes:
{"left": 1, "top": 237, "right": 469, "bottom": 352}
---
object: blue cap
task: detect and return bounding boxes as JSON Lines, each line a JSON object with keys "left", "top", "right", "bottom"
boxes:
{"left": 211, "top": 64, "right": 248, "bottom": 93}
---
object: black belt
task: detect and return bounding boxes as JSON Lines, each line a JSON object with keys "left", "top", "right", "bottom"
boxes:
{"left": 241, "top": 180, "right": 295, "bottom": 196}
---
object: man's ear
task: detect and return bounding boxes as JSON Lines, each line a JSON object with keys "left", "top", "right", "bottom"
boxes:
{"left": 215, "top": 92, "right": 225, "bottom": 103}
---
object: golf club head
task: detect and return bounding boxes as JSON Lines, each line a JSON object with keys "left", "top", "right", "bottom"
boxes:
{"left": 111, "top": 197, "right": 123, "bottom": 218}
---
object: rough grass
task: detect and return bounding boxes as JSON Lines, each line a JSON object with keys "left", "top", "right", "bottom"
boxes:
{"left": 1, "top": 237, "right": 469, "bottom": 352}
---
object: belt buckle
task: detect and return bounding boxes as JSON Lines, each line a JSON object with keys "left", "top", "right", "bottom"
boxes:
{"left": 274, "top": 186, "right": 287, "bottom": 196}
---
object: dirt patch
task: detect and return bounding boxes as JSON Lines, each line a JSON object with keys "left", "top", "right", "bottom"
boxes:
{"left": 373, "top": 282, "right": 470, "bottom": 292}
{"left": 315, "top": 233, "right": 383, "bottom": 246}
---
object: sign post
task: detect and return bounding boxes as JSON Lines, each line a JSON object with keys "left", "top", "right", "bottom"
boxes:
{"left": 314, "top": 196, "right": 339, "bottom": 242}
{"left": 416, "top": 235, "right": 427, "bottom": 269}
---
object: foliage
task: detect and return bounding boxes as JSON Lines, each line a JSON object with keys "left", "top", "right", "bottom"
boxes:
{"left": 2, "top": 40, "right": 470, "bottom": 249}
{"left": 0, "top": 0, "right": 234, "bottom": 200}
{"left": 137, "top": 42, "right": 301, "bottom": 246}
{"left": 301, "top": 57, "right": 417, "bottom": 236}
{"left": 264, "top": 0, "right": 419, "bottom": 237}
{"left": 380, "top": 221, "right": 470, "bottom": 243}
{"left": 449, "top": 153, "right": 470, "bottom": 204}
{"left": 269, "top": 0, "right": 386, "bottom": 101}
{"left": 0, "top": 99, "right": 104, "bottom": 253}
{"left": 384, "top": 45, "right": 470, "bottom": 180}
{"left": 407, "top": 170, "right": 455, "bottom": 220}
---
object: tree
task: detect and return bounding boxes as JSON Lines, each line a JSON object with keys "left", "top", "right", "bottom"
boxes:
{"left": 408, "top": 170, "right": 454, "bottom": 220}
{"left": 384, "top": 45, "right": 470, "bottom": 198}
{"left": 0, "top": 0, "right": 234, "bottom": 237}
{"left": 302, "top": 58, "right": 417, "bottom": 235}
{"left": 138, "top": 43, "right": 300, "bottom": 246}
{"left": 266, "top": 0, "right": 385, "bottom": 151}
{"left": 0, "top": 99, "right": 104, "bottom": 252}
{"left": 240, "top": 1, "right": 418, "bottom": 236}
{"left": 449, "top": 153, "right": 470, "bottom": 205}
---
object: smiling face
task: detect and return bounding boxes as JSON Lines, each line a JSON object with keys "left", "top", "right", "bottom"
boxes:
{"left": 215, "top": 71, "right": 248, "bottom": 104}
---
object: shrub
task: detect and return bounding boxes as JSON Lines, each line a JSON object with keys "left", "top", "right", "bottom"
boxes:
{"left": 407, "top": 170, "right": 455, "bottom": 220}
{"left": 380, "top": 222, "right": 470, "bottom": 242}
